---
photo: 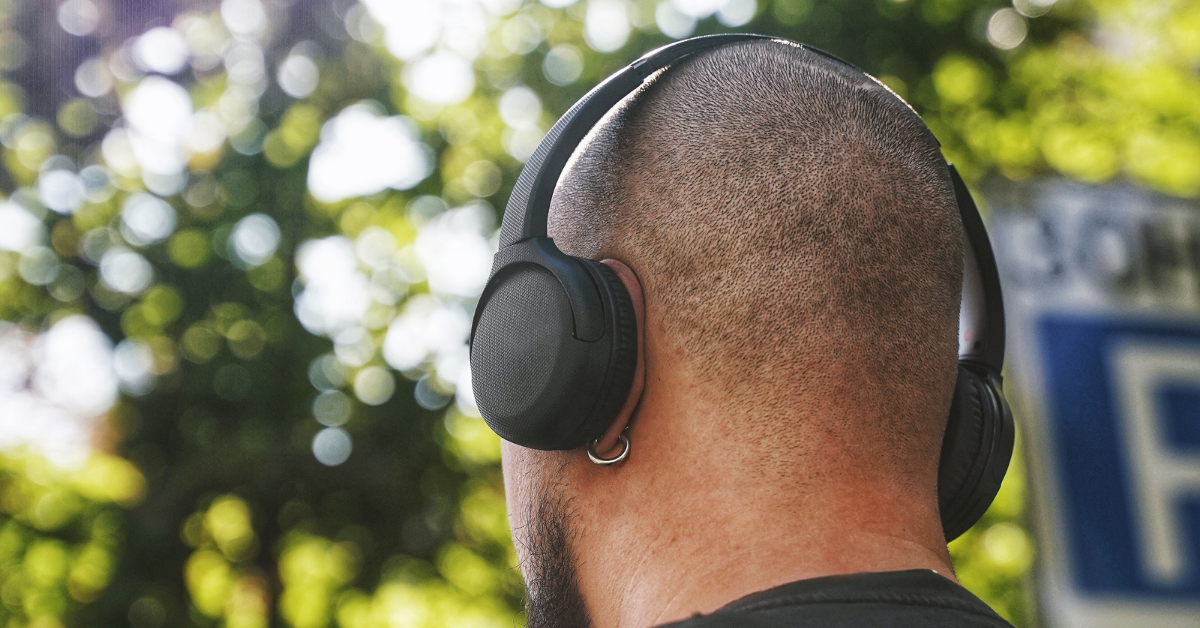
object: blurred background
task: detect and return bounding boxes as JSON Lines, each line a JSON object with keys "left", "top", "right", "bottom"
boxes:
{"left": 0, "top": 0, "right": 1197, "bottom": 627}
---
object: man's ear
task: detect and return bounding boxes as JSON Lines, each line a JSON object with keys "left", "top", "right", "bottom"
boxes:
{"left": 592, "top": 258, "right": 646, "bottom": 459}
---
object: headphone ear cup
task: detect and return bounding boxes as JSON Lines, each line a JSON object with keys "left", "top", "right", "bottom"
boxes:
{"left": 469, "top": 256, "right": 639, "bottom": 451}
{"left": 937, "top": 365, "right": 1015, "bottom": 541}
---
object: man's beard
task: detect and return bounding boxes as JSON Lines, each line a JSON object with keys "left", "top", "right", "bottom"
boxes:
{"left": 518, "top": 484, "right": 592, "bottom": 628}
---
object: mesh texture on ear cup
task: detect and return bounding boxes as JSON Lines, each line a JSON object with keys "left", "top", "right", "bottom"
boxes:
{"left": 471, "top": 265, "right": 573, "bottom": 435}
{"left": 578, "top": 261, "right": 639, "bottom": 441}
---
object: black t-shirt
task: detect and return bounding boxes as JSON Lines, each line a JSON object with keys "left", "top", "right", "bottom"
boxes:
{"left": 659, "top": 569, "right": 1015, "bottom": 627}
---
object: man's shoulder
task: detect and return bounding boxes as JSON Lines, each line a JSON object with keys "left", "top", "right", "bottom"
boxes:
{"left": 657, "top": 570, "right": 1015, "bottom": 628}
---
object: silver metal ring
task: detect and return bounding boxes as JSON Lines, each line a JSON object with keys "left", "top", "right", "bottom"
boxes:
{"left": 587, "top": 434, "right": 630, "bottom": 466}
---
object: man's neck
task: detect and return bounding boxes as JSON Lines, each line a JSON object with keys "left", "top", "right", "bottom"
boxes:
{"left": 568, "top": 451, "right": 955, "bottom": 628}
{"left": 632, "top": 514, "right": 953, "bottom": 627}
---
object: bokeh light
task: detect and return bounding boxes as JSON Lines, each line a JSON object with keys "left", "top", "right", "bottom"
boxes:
{"left": 311, "top": 427, "right": 353, "bottom": 466}
{"left": 120, "top": 193, "right": 177, "bottom": 246}
{"left": 58, "top": 0, "right": 100, "bottom": 37}
{"left": 353, "top": 366, "right": 395, "bottom": 405}
{"left": 988, "top": 8, "right": 1028, "bottom": 51}
{"left": 294, "top": 236, "right": 371, "bottom": 337}
{"left": 134, "top": 27, "right": 191, "bottom": 75}
{"left": 0, "top": 317, "right": 117, "bottom": 467}
{"left": 307, "top": 104, "right": 432, "bottom": 203}
{"left": 277, "top": 53, "right": 320, "bottom": 99}
{"left": 0, "top": 201, "right": 46, "bottom": 253}
{"left": 403, "top": 52, "right": 477, "bottom": 105}
{"left": 542, "top": 45, "right": 584, "bottom": 85}
{"left": 122, "top": 76, "right": 194, "bottom": 178}
{"left": 38, "top": 169, "right": 87, "bottom": 214}
{"left": 585, "top": 0, "right": 631, "bottom": 52}
{"left": 313, "top": 390, "right": 352, "bottom": 427}
{"left": 657, "top": 2, "right": 699, "bottom": 39}
{"left": 230, "top": 213, "right": 280, "bottom": 267}
{"left": 99, "top": 248, "right": 154, "bottom": 295}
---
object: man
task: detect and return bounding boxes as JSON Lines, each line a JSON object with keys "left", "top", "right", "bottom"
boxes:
{"left": 499, "top": 40, "right": 1015, "bottom": 628}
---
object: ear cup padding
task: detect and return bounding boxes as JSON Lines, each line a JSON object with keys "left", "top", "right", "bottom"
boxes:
{"left": 938, "top": 368, "right": 985, "bottom": 505}
{"left": 578, "top": 260, "right": 639, "bottom": 441}
{"left": 937, "top": 365, "right": 1016, "bottom": 541}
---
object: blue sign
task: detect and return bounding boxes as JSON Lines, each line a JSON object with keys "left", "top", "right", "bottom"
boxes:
{"left": 990, "top": 178, "right": 1200, "bottom": 626}
{"left": 1038, "top": 313, "right": 1200, "bottom": 597}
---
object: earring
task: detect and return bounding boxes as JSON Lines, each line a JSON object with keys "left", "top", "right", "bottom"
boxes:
{"left": 587, "top": 434, "right": 630, "bottom": 466}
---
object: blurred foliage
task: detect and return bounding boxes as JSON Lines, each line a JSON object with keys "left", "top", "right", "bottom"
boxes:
{"left": 0, "top": 0, "right": 1195, "bottom": 627}
{"left": 0, "top": 452, "right": 142, "bottom": 626}
{"left": 950, "top": 436, "right": 1033, "bottom": 625}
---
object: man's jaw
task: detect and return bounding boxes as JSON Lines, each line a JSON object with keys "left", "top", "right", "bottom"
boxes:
{"left": 515, "top": 464, "right": 593, "bottom": 628}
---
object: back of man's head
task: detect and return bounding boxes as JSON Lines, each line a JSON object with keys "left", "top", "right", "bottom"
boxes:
{"left": 548, "top": 40, "right": 964, "bottom": 485}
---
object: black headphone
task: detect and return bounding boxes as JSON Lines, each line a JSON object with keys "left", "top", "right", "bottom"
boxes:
{"left": 469, "top": 34, "right": 1014, "bottom": 541}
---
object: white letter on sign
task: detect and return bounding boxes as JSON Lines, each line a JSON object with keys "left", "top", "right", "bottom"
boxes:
{"left": 1112, "top": 342, "right": 1200, "bottom": 586}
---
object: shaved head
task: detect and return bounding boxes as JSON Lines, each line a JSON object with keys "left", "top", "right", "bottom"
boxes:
{"left": 548, "top": 41, "right": 963, "bottom": 481}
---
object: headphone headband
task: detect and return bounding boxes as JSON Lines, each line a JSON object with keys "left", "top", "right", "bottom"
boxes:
{"left": 951, "top": 164, "right": 1006, "bottom": 372}
{"left": 498, "top": 34, "right": 772, "bottom": 248}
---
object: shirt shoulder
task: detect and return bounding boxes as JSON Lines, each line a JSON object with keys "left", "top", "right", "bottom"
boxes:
{"left": 658, "top": 570, "right": 1015, "bottom": 628}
